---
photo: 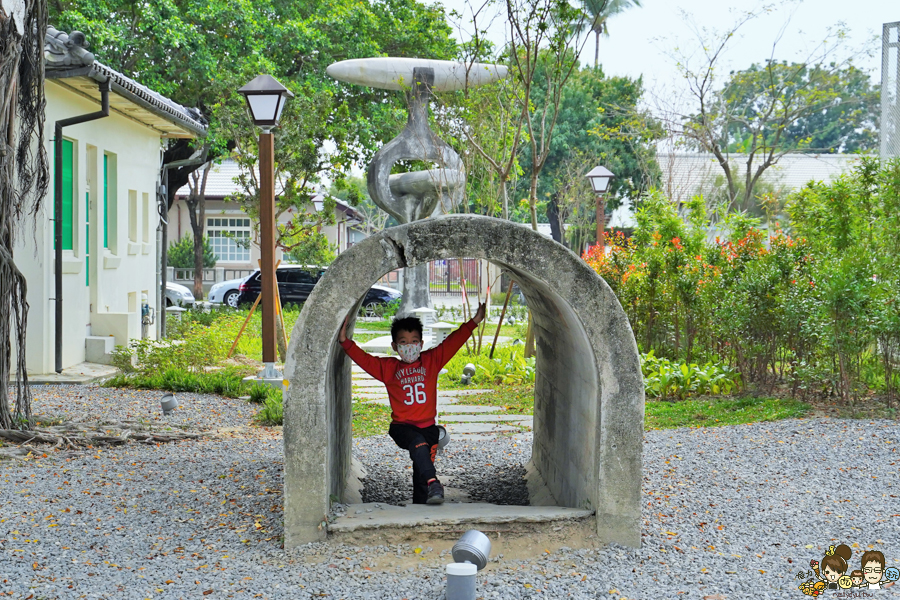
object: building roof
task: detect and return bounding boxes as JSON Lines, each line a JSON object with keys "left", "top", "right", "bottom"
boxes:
{"left": 658, "top": 152, "right": 862, "bottom": 204}
{"left": 176, "top": 158, "right": 360, "bottom": 220}
{"left": 44, "top": 27, "right": 207, "bottom": 139}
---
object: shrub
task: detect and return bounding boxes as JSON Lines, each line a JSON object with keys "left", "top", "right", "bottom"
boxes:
{"left": 167, "top": 235, "right": 217, "bottom": 268}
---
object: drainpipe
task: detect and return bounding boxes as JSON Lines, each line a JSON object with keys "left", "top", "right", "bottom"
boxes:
{"left": 54, "top": 80, "right": 110, "bottom": 373}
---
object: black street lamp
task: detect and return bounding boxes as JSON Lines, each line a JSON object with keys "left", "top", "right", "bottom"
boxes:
{"left": 238, "top": 75, "right": 293, "bottom": 377}
{"left": 586, "top": 165, "right": 615, "bottom": 251}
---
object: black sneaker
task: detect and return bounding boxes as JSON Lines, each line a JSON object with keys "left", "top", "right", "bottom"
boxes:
{"left": 426, "top": 480, "right": 445, "bottom": 504}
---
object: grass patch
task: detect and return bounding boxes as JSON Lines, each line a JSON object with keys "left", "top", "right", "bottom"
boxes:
{"left": 644, "top": 395, "right": 811, "bottom": 430}
{"left": 352, "top": 400, "right": 393, "bottom": 438}
{"left": 104, "top": 367, "right": 252, "bottom": 398}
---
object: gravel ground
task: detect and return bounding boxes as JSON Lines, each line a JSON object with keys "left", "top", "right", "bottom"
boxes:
{"left": 27, "top": 384, "right": 255, "bottom": 431}
{"left": 357, "top": 435, "right": 530, "bottom": 506}
{"left": 2, "top": 386, "right": 900, "bottom": 599}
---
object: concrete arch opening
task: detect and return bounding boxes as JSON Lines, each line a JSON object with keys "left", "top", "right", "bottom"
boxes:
{"left": 283, "top": 215, "right": 644, "bottom": 547}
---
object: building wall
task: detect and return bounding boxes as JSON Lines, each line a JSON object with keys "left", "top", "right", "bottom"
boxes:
{"left": 13, "top": 82, "right": 162, "bottom": 373}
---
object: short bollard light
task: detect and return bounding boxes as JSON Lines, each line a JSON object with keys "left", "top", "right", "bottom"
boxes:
{"left": 436, "top": 425, "right": 450, "bottom": 454}
{"left": 160, "top": 393, "right": 178, "bottom": 415}
{"left": 461, "top": 363, "right": 476, "bottom": 385}
{"left": 446, "top": 529, "right": 492, "bottom": 600}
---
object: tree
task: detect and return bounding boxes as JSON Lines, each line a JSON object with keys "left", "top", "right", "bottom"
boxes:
{"left": 668, "top": 9, "right": 877, "bottom": 213}
{"left": 330, "top": 176, "right": 392, "bottom": 235}
{"left": 578, "top": 0, "right": 641, "bottom": 69}
{"left": 516, "top": 65, "right": 661, "bottom": 243}
{"left": 1, "top": 0, "right": 48, "bottom": 429}
{"left": 167, "top": 235, "right": 216, "bottom": 270}
{"left": 184, "top": 160, "right": 212, "bottom": 299}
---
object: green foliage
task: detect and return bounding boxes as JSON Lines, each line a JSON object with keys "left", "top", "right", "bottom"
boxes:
{"left": 440, "top": 344, "right": 536, "bottom": 387}
{"left": 584, "top": 159, "right": 900, "bottom": 407}
{"left": 104, "top": 368, "right": 250, "bottom": 398}
{"left": 644, "top": 395, "right": 810, "bottom": 430}
{"left": 167, "top": 235, "right": 216, "bottom": 269}
{"left": 641, "top": 351, "right": 742, "bottom": 400}
{"left": 255, "top": 389, "right": 284, "bottom": 426}
{"left": 248, "top": 385, "right": 270, "bottom": 404}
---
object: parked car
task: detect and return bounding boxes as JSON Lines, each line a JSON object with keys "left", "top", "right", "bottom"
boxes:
{"left": 207, "top": 276, "right": 249, "bottom": 308}
{"left": 236, "top": 265, "right": 401, "bottom": 314}
{"left": 165, "top": 281, "right": 195, "bottom": 307}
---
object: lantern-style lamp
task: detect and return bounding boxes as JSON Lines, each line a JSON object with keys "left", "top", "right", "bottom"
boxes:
{"left": 586, "top": 165, "right": 615, "bottom": 250}
{"left": 238, "top": 74, "right": 294, "bottom": 129}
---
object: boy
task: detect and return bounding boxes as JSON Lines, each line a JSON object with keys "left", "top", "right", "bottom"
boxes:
{"left": 339, "top": 303, "right": 485, "bottom": 505}
{"left": 861, "top": 550, "right": 885, "bottom": 590}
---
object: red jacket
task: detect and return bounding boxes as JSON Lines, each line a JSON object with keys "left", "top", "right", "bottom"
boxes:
{"left": 340, "top": 320, "right": 478, "bottom": 428}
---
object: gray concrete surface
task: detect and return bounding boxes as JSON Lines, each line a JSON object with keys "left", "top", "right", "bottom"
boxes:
{"left": 283, "top": 215, "right": 644, "bottom": 548}
{"left": 18, "top": 361, "right": 119, "bottom": 385}
{"left": 330, "top": 502, "right": 594, "bottom": 533}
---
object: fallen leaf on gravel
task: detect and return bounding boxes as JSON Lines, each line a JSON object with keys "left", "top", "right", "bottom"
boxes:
{"left": 203, "top": 590, "right": 213, "bottom": 596}
{"left": 702, "top": 596, "right": 726, "bottom": 600}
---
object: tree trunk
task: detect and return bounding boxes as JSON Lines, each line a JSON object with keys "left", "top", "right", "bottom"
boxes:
{"left": 594, "top": 29, "right": 600, "bottom": 69}
{"left": 187, "top": 161, "right": 212, "bottom": 300}
{"left": 1, "top": 1, "right": 48, "bottom": 430}
{"left": 500, "top": 179, "right": 509, "bottom": 220}
{"left": 529, "top": 174, "right": 539, "bottom": 231}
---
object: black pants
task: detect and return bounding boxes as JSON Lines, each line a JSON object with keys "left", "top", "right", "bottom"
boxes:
{"left": 388, "top": 423, "right": 440, "bottom": 504}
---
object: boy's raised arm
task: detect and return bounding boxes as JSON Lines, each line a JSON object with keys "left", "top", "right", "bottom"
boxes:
{"left": 432, "top": 303, "right": 486, "bottom": 368}
{"left": 338, "top": 315, "right": 389, "bottom": 381}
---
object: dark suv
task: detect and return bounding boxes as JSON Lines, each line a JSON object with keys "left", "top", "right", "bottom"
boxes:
{"left": 237, "top": 265, "right": 401, "bottom": 315}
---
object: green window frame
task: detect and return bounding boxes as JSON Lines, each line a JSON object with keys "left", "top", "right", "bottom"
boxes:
{"left": 55, "top": 139, "right": 74, "bottom": 250}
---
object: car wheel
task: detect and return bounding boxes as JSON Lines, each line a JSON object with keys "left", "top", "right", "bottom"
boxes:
{"left": 223, "top": 290, "right": 240, "bottom": 308}
{"left": 363, "top": 301, "right": 380, "bottom": 319}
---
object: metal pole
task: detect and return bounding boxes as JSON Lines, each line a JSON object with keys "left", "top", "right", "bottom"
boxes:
{"left": 595, "top": 193, "right": 606, "bottom": 251}
{"left": 259, "top": 131, "right": 277, "bottom": 367}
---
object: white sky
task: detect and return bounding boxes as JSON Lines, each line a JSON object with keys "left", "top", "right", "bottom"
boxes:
{"left": 438, "top": 0, "right": 895, "bottom": 94}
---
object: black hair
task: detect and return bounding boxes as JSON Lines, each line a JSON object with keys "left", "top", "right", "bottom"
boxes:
{"left": 391, "top": 316, "right": 423, "bottom": 342}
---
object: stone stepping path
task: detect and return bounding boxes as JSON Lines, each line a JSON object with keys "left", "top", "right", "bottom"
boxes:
{"left": 349, "top": 365, "right": 532, "bottom": 436}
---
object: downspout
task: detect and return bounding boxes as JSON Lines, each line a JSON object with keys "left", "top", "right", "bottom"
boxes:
{"left": 54, "top": 80, "right": 110, "bottom": 373}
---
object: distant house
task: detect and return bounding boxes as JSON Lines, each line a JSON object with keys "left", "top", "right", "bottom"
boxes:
{"left": 168, "top": 158, "right": 365, "bottom": 280}
{"left": 658, "top": 152, "right": 862, "bottom": 206}
{"left": 12, "top": 27, "right": 206, "bottom": 374}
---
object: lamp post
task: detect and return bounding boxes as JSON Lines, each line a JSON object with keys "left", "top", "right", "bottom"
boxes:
{"left": 238, "top": 75, "right": 293, "bottom": 378}
{"left": 586, "top": 165, "right": 615, "bottom": 252}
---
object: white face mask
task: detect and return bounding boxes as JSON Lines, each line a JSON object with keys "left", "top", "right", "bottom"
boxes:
{"left": 396, "top": 342, "right": 422, "bottom": 363}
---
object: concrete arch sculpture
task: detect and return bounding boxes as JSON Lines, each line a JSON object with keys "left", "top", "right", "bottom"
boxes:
{"left": 283, "top": 215, "right": 644, "bottom": 547}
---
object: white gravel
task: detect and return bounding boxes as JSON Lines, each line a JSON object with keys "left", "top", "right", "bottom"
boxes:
{"left": 1, "top": 385, "right": 899, "bottom": 598}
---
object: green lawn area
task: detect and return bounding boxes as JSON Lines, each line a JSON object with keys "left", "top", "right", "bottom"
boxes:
{"left": 424, "top": 384, "right": 811, "bottom": 431}
{"left": 352, "top": 400, "right": 393, "bottom": 437}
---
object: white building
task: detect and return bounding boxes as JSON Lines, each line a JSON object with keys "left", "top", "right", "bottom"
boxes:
{"left": 167, "top": 159, "right": 364, "bottom": 288}
{"left": 13, "top": 28, "right": 206, "bottom": 374}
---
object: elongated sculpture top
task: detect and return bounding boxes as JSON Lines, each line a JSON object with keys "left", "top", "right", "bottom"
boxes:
{"left": 326, "top": 57, "right": 507, "bottom": 92}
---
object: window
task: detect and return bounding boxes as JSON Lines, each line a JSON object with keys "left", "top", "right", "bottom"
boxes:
{"left": 128, "top": 190, "right": 137, "bottom": 243}
{"left": 55, "top": 139, "right": 74, "bottom": 250}
{"left": 142, "top": 192, "right": 151, "bottom": 243}
{"left": 207, "top": 217, "right": 251, "bottom": 262}
{"left": 104, "top": 153, "right": 118, "bottom": 253}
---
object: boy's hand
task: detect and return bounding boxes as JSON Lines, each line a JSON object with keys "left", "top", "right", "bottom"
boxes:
{"left": 339, "top": 315, "right": 350, "bottom": 343}
{"left": 473, "top": 302, "right": 486, "bottom": 324}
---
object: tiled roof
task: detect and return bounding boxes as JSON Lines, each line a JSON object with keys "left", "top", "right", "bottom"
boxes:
{"left": 176, "top": 158, "right": 358, "bottom": 219}
{"left": 44, "top": 27, "right": 207, "bottom": 138}
{"left": 658, "top": 153, "right": 862, "bottom": 204}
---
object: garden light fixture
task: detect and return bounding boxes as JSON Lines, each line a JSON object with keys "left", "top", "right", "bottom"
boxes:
{"left": 586, "top": 165, "right": 615, "bottom": 250}
{"left": 237, "top": 74, "right": 294, "bottom": 130}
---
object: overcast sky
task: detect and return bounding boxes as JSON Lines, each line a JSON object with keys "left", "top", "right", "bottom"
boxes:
{"left": 438, "top": 0, "right": 895, "bottom": 94}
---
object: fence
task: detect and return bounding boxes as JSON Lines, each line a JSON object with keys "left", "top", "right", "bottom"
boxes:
{"left": 883, "top": 21, "right": 900, "bottom": 159}
{"left": 429, "top": 258, "right": 480, "bottom": 296}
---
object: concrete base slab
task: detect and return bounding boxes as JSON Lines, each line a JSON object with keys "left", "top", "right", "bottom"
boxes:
{"left": 350, "top": 379, "right": 387, "bottom": 388}
{"left": 330, "top": 502, "right": 593, "bottom": 533}
{"left": 23, "top": 362, "right": 119, "bottom": 385}
{"left": 242, "top": 375, "right": 284, "bottom": 391}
